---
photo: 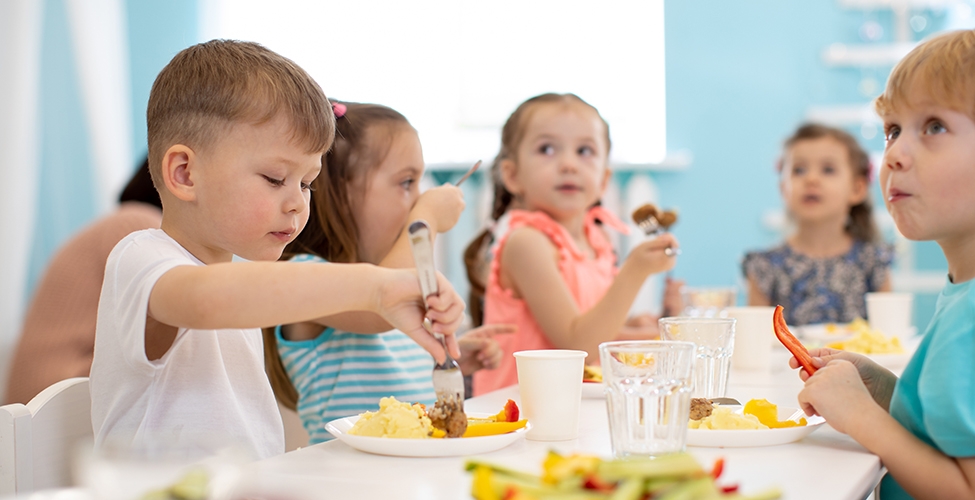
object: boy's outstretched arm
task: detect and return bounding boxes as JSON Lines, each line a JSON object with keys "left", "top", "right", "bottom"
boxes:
{"left": 305, "top": 185, "right": 466, "bottom": 334}
{"left": 148, "top": 261, "right": 462, "bottom": 362}
{"left": 799, "top": 360, "right": 975, "bottom": 499}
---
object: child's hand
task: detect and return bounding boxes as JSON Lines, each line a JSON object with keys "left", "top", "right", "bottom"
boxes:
{"left": 790, "top": 347, "right": 897, "bottom": 410}
{"left": 618, "top": 314, "right": 660, "bottom": 340}
{"left": 620, "top": 233, "right": 679, "bottom": 277}
{"left": 797, "top": 359, "right": 883, "bottom": 434}
{"left": 662, "top": 277, "right": 685, "bottom": 317}
{"left": 457, "top": 324, "right": 516, "bottom": 375}
{"left": 413, "top": 185, "right": 465, "bottom": 233}
{"left": 378, "top": 269, "right": 465, "bottom": 364}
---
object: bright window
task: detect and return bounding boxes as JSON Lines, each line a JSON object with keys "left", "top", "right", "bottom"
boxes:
{"left": 201, "top": 0, "right": 666, "bottom": 164}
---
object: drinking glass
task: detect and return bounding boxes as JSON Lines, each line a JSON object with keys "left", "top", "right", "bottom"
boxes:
{"left": 599, "top": 341, "right": 696, "bottom": 458}
{"left": 658, "top": 317, "right": 735, "bottom": 398}
{"left": 681, "top": 287, "right": 737, "bottom": 318}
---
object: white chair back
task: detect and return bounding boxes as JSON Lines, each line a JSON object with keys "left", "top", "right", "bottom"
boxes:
{"left": 0, "top": 377, "right": 92, "bottom": 495}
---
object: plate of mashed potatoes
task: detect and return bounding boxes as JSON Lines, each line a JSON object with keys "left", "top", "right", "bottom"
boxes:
{"left": 686, "top": 399, "right": 825, "bottom": 448}
{"left": 324, "top": 397, "right": 529, "bottom": 457}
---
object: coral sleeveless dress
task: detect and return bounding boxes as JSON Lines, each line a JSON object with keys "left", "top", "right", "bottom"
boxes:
{"left": 472, "top": 207, "right": 629, "bottom": 395}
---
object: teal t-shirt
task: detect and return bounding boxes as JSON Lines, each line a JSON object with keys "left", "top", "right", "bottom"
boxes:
{"left": 276, "top": 254, "right": 436, "bottom": 444}
{"left": 882, "top": 279, "right": 975, "bottom": 499}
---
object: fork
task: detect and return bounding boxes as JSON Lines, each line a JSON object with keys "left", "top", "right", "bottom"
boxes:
{"left": 633, "top": 211, "right": 681, "bottom": 257}
{"left": 407, "top": 220, "right": 465, "bottom": 402}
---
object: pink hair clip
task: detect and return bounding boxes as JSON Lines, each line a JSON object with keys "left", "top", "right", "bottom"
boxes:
{"left": 332, "top": 102, "right": 347, "bottom": 118}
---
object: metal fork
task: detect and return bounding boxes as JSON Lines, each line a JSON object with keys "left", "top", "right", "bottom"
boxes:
{"left": 407, "top": 220, "right": 465, "bottom": 402}
{"left": 634, "top": 214, "right": 681, "bottom": 257}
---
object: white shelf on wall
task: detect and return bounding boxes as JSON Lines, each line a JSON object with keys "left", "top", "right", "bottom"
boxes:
{"left": 839, "top": 0, "right": 958, "bottom": 9}
{"left": 426, "top": 150, "right": 693, "bottom": 173}
{"left": 806, "top": 104, "right": 882, "bottom": 127}
{"left": 822, "top": 42, "right": 916, "bottom": 66}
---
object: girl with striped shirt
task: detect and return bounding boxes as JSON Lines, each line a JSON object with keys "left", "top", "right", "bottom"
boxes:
{"left": 264, "top": 101, "right": 512, "bottom": 444}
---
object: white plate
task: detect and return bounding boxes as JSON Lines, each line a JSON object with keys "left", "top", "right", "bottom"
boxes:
{"left": 582, "top": 381, "right": 605, "bottom": 399}
{"left": 687, "top": 405, "right": 825, "bottom": 448}
{"left": 324, "top": 413, "right": 529, "bottom": 457}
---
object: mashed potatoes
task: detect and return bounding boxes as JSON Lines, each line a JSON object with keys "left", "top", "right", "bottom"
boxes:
{"left": 688, "top": 406, "right": 768, "bottom": 430}
{"left": 348, "top": 397, "right": 433, "bottom": 439}
{"left": 827, "top": 319, "right": 904, "bottom": 354}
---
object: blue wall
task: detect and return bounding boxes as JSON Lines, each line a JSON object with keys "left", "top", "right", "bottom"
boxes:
{"left": 660, "top": 1, "right": 948, "bottom": 329}
{"left": 26, "top": 0, "right": 199, "bottom": 298}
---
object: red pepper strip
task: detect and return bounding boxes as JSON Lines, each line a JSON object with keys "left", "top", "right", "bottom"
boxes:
{"left": 773, "top": 305, "right": 817, "bottom": 375}
{"left": 710, "top": 458, "right": 725, "bottom": 479}
{"left": 721, "top": 484, "right": 740, "bottom": 494}
{"left": 582, "top": 474, "right": 615, "bottom": 492}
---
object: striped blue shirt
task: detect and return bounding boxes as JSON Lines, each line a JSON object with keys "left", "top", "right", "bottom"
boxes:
{"left": 276, "top": 254, "right": 436, "bottom": 444}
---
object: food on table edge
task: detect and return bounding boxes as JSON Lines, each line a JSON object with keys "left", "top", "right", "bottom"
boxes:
{"left": 466, "top": 451, "right": 781, "bottom": 500}
{"left": 826, "top": 319, "right": 904, "bottom": 354}
{"left": 347, "top": 396, "right": 527, "bottom": 439}
{"left": 583, "top": 364, "right": 603, "bottom": 383}
{"left": 773, "top": 305, "right": 817, "bottom": 374}
{"left": 139, "top": 468, "right": 208, "bottom": 500}
{"left": 688, "top": 399, "right": 806, "bottom": 430}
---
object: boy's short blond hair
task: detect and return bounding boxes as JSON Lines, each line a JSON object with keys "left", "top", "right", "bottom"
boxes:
{"left": 875, "top": 29, "right": 975, "bottom": 120}
{"left": 146, "top": 39, "right": 334, "bottom": 187}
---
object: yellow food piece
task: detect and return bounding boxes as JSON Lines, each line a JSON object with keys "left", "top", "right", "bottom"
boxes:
{"left": 743, "top": 399, "right": 806, "bottom": 428}
{"left": 583, "top": 365, "right": 603, "bottom": 382}
{"left": 542, "top": 451, "right": 600, "bottom": 484}
{"left": 688, "top": 406, "right": 768, "bottom": 430}
{"left": 348, "top": 396, "right": 433, "bottom": 438}
{"left": 431, "top": 419, "right": 528, "bottom": 438}
{"left": 616, "top": 353, "right": 655, "bottom": 368}
{"left": 827, "top": 320, "right": 904, "bottom": 354}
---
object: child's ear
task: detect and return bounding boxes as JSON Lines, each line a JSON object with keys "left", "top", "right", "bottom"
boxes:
{"left": 850, "top": 175, "right": 869, "bottom": 205}
{"left": 160, "top": 144, "right": 197, "bottom": 202}
{"left": 499, "top": 158, "right": 522, "bottom": 196}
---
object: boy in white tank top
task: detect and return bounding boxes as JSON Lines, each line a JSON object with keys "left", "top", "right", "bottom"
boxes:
{"left": 89, "top": 40, "right": 465, "bottom": 460}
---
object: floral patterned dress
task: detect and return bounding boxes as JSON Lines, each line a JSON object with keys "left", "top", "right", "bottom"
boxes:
{"left": 742, "top": 240, "right": 894, "bottom": 326}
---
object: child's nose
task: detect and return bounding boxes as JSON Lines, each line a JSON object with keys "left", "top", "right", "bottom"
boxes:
{"left": 558, "top": 153, "right": 579, "bottom": 172}
{"left": 884, "top": 139, "right": 911, "bottom": 171}
{"left": 284, "top": 185, "right": 308, "bottom": 213}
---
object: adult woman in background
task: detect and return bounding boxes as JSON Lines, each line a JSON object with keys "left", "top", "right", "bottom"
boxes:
{"left": 3, "top": 158, "right": 161, "bottom": 404}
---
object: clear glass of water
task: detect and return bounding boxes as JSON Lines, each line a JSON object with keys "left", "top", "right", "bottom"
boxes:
{"left": 680, "top": 286, "right": 737, "bottom": 318}
{"left": 659, "top": 317, "right": 736, "bottom": 398}
{"left": 599, "top": 340, "right": 696, "bottom": 458}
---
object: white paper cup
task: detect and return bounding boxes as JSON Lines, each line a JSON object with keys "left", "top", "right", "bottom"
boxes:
{"left": 514, "top": 349, "right": 587, "bottom": 441}
{"left": 723, "top": 306, "right": 776, "bottom": 372}
{"left": 866, "top": 292, "right": 914, "bottom": 340}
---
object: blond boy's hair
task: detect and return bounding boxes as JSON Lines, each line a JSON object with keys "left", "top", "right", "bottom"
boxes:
{"left": 146, "top": 39, "right": 334, "bottom": 187}
{"left": 875, "top": 29, "right": 975, "bottom": 120}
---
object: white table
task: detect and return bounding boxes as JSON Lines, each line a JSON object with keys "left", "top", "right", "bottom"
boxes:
{"left": 244, "top": 348, "right": 884, "bottom": 500}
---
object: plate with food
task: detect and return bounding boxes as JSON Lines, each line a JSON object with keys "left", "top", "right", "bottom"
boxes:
{"left": 686, "top": 398, "right": 825, "bottom": 448}
{"left": 824, "top": 322, "right": 918, "bottom": 370}
{"left": 325, "top": 397, "right": 529, "bottom": 457}
{"left": 581, "top": 365, "right": 606, "bottom": 398}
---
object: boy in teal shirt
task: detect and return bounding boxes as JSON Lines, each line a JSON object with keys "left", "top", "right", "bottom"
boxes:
{"left": 789, "top": 29, "right": 975, "bottom": 499}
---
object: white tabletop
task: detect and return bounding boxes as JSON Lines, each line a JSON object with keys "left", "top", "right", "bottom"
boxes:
{"left": 243, "top": 348, "right": 884, "bottom": 500}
